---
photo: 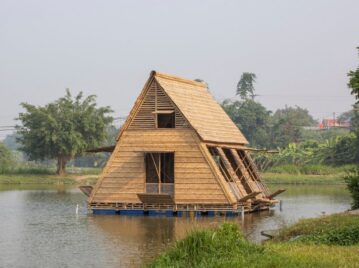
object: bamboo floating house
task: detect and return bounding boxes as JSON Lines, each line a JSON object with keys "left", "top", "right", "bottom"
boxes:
{"left": 83, "top": 71, "right": 283, "bottom": 215}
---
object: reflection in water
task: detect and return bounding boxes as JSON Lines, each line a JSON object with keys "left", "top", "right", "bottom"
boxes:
{"left": 0, "top": 184, "right": 351, "bottom": 267}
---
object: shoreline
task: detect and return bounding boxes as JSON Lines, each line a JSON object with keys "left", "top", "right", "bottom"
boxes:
{"left": 0, "top": 174, "right": 98, "bottom": 185}
{"left": 0, "top": 172, "right": 345, "bottom": 185}
{"left": 262, "top": 172, "right": 345, "bottom": 184}
{"left": 147, "top": 212, "right": 359, "bottom": 267}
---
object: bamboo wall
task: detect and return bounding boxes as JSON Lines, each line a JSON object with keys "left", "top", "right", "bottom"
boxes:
{"left": 90, "top": 129, "right": 229, "bottom": 204}
{"left": 128, "top": 81, "right": 189, "bottom": 129}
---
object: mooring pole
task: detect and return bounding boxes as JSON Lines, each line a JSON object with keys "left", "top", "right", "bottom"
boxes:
{"left": 279, "top": 200, "right": 283, "bottom": 212}
{"left": 241, "top": 206, "right": 245, "bottom": 223}
{"left": 76, "top": 204, "right": 79, "bottom": 215}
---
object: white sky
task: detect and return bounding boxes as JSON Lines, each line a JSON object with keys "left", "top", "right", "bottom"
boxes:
{"left": 1, "top": 0, "right": 358, "bottom": 138}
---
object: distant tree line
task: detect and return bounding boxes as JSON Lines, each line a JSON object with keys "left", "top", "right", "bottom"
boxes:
{"left": 224, "top": 64, "right": 359, "bottom": 166}
{"left": 2, "top": 48, "right": 359, "bottom": 175}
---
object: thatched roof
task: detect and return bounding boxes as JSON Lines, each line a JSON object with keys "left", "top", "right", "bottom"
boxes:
{"left": 154, "top": 71, "right": 248, "bottom": 145}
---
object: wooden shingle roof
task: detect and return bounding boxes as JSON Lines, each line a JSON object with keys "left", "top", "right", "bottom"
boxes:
{"left": 153, "top": 71, "right": 248, "bottom": 145}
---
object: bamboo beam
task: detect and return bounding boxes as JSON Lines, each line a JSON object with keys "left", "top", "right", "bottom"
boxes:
{"left": 230, "top": 149, "right": 261, "bottom": 194}
{"left": 238, "top": 191, "right": 261, "bottom": 202}
{"left": 237, "top": 150, "right": 267, "bottom": 195}
{"left": 198, "top": 143, "right": 237, "bottom": 204}
{"left": 244, "top": 151, "right": 270, "bottom": 196}
{"left": 268, "top": 189, "right": 286, "bottom": 199}
{"left": 216, "top": 147, "right": 247, "bottom": 198}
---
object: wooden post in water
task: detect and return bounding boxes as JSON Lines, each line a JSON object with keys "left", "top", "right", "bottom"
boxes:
{"left": 241, "top": 206, "right": 245, "bottom": 223}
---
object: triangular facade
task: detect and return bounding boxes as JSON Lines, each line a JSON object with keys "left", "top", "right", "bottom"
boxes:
{"left": 88, "top": 71, "right": 277, "bottom": 214}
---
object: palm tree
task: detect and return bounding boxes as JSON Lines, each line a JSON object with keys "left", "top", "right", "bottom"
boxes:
{"left": 236, "top": 72, "right": 257, "bottom": 100}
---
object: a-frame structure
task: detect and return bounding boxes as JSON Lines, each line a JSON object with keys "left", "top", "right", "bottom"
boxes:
{"left": 87, "top": 71, "right": 280, "bottom": 214}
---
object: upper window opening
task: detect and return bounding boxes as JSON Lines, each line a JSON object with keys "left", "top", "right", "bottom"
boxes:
{"left": 157, "top": 113, "right": 175, "bottom": 128}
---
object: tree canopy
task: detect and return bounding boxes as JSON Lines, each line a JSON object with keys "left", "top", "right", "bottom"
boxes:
{"left": 223, "top": 99, "right": 318, "bottom": 149}
{"left": 236, "top": 72, "right": 257, "bottom": 100}
{"left": 17, "top": 89, "right": 113, "bottom": 175}
{"left": 270, "top": 106, "right": 316, "bottom": 148}
{"left": 222, "top": 99, "right": 271, "bottom": 148}
{"left": 0, "top": 142, "right": 14, "bottom": 171}
{"left": 347, "top": 47, "right": 359, "bottom": 163}
{"left": 348, "top": 47, "right": 359, "bottom": 103}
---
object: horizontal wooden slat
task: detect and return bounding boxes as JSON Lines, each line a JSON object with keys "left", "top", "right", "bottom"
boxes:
{"left": 175, "top": 178, "right": 218, "bottom": 184}
{"left": 175, "top": 184, "right": 222, "bottom": 190}
{"left": 97, "top": 189, "right": 144, "bottom": 194}
{"left": 175, "top": 163, "right": 209, "bottom": 169}
{"left": 175, "top": 189, "right": 225, "bottom": 195}
{"left": 99, "top": 178, "right": 144, "bottom": 183}
{"left": 104, "top": 173, "right": 145, "bottom": 179}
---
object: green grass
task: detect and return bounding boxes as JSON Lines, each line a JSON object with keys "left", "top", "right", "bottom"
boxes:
{"left": 274, "top": 213, "right": 359, "bottom": 245}
{"left": 262, "top": 172, "right": 344, "bottom": 184}
{"left": 147, "top": 214, "right": 359, "bottom": 268}
{"left": 262, "top": 164, "right": 354, "bottom": 184}
{"left": 0, "top": 167, "right": 55, "bottom": 175}
{"left": 266, "top": 164, "right": 354, "bottom": 175}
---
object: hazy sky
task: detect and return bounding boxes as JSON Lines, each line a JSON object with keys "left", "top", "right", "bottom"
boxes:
{"left": 1, "top": 0, "right": 358, "bottom": 138}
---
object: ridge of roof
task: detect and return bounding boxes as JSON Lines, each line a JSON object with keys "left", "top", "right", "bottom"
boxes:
{"left": 151, "top": 70, "right": 207, "bottom": 89}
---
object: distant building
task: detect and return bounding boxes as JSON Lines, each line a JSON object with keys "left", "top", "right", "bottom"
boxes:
{"left": 319, "top": 118, "right": 351, "bottom": 129}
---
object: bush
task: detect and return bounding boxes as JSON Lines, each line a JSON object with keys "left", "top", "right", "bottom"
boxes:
{"left": 344, "top": 167, "right": 359, "bottom": 209}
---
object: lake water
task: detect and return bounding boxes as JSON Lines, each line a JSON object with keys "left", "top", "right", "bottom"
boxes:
{"left": 0, "top": 184, "right": 351, "bottom": 268}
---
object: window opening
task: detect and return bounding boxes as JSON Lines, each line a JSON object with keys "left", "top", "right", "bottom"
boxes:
{"left": 145, "top": 152, "right": 174, "bottom": 194}
{"left": 157, "top": 113, "right": 175, "bottom": 128}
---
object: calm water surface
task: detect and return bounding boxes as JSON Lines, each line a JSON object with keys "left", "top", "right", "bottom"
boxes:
{"left": 0, "top": 183, "right": 351, "bottom": 268}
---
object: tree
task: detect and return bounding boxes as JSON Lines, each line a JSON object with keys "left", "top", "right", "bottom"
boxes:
{"left": 270, "top": 106, "right": 316, "bottom": 148}
{"left": 348, "top": 47, "right": 359, "bottom": 163}
{"left": 104, "top": 125, "right": 119, "bottom": 146}
{"left": 348, "top": 47, "right": 359, "bottom": 104}
{"left": 236, "top": 72, "right": 257, "bottom": 100}
{"left": 0, "top": 142, "right": 14, "bottom": 172}
{"left": 17, "top": 90, "right": 113, "bottom": 175}
{"left": 337, "top": 110, "right": 354, "bottom": 124}
{"left": 72, "top": 125, "right": 119, "bottom": 168}
{"left": 222, "top": 99, "right": 271, "bottom": 148}
{"left": 3, "top": 133, "right": 20, "bottom": 150}
{"left": 345, "top": 48, "right": 359, "bottom": 207}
